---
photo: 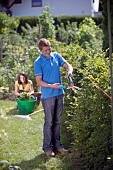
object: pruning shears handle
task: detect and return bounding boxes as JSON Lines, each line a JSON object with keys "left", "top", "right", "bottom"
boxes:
{"left": 59, "top": 76, "right": 74, "bottom": 89}
{"left": 59, "top": 85, "right": 67, "bottom": 89}
{"left": 68, "top": 75, "right": 73, "bottom": 84}
{"left": 68, "top": 75, "right": 74, "bottom": 87}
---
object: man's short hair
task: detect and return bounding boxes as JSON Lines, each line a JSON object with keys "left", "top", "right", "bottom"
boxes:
{"left": 38, "top": 38, "right": 51, "bottom": 50}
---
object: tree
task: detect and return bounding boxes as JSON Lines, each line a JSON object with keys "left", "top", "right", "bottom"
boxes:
{"left": 100, "top": 0, "right": 113, "bottom": 51}
{"left": 39, "top": 6, "right": 55, "bottom": 39}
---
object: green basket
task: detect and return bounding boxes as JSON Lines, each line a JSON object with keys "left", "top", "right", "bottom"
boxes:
{"left": 16, "top": 98, "right": 36, "bottom": 115}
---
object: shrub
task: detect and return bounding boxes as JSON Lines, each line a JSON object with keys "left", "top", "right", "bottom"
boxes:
{"left": 39, "top": 6, "right": 55, "bottom": 39}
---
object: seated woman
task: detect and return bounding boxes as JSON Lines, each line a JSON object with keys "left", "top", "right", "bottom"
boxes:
{"left": 15, "top": 72, "right": 41, "bottom": 105}
{"left": 15, "top": 72, "right": 34, "bottom": 97}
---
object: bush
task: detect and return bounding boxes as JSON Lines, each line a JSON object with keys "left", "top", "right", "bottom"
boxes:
{"left": 0, "top": 12, "right": 19, "bottom": 34}
{"left": 39, "top": 6, "right": 55, "bottom": 39}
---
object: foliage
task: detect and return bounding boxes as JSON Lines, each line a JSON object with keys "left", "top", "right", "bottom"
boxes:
{"left": 39, "top": 6, "right": 55, "bottom": 39}
{"left": 17, "top": 16, "right": 39, "bottom": 33}
{"left": 76, "top": 17, "right": 103, "bottom": 51}
{"left": 0, "top": 25, "right": 40, "bottom": 92}
{"left": 62, "top": 45, "right": 112, "bottom": 169}
{"left": 19, "top": 92, "right": 31, "bottom": 99}
{"left": 101, "top": 0, "right": 113, "bottom": 51}
{"left": 21, "top": 23, "right": 40, "bottom": 45}
{"left": 54, "top": 15, "right": 102, "bottom": 28}
{"left": 0, "top": 12, "right": 19, "bottom": 34}
{"left": 56, "top": 17, "right": 103, "bottom": 51}
{"left": 16, "top": 15, "right": 103, "bottom": 34}
{"left": 0, "top": 41, "right": 32, "bottom": 92}
{"left": 56, "top": 21, "right": 78, "bottom": 44}
{"left": 48, "top": 37, "right": 112, "bottom": 169}
{"left": 0, "top": 12, "right": 113, "bottom": 169}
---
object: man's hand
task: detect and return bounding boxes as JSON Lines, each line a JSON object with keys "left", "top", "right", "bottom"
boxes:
{"left": 66, "top": 73, "right": 72, "bottom": 80}
{"left": 48, "top": 83, "right": 60, "bottom": 89}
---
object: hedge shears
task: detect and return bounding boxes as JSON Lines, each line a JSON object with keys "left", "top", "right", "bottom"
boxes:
{"left": 59, "top": 75, "right": 80, "bottom": 91}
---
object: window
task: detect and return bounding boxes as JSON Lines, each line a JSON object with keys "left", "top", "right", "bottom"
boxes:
{"left": 32, "top": 0, "right": 42, "bottom": 7}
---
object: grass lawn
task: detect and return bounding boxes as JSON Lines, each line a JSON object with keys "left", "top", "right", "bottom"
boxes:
{"left": 0, "top": 100, "right": 77, "bottom": 170}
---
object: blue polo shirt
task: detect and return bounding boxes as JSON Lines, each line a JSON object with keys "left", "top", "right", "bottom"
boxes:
{"left": 34, "top": 52, "right": 66, "bottom": 99}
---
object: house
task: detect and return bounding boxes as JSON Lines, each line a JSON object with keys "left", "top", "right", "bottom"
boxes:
{"left": 0, "top": 0, "right": 101, "bottom": 17}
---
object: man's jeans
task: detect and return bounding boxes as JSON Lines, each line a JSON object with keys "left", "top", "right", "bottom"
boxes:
{"left": 42, "top": 94, "right": 64, "bottom": 152}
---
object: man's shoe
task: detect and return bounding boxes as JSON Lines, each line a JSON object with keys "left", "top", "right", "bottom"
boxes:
{"left": 45, "top": 151, "right": 55, "bottom": 157}
{"left": 57, "top": 148, "right": 69, "bottom": 154}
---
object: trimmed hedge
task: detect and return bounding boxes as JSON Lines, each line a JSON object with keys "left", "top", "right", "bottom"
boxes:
{"left": 16, "top": 16, "right": 40, "bottom": 33}
{"left": 16, "top": 15, "right": 103, "bottom": 33}
{"left": 54, "top": 15, "right": 103, "bottom": 28}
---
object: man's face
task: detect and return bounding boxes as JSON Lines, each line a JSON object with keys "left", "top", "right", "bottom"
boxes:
{"left": 41, "top": 46, "right": 51, "bottom": 58}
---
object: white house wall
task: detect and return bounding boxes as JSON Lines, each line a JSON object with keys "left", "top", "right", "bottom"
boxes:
{"left": 93, "top": 0, "right": 99, "bottom": 12}
{"left": 11, "top": 0, "right": 93, "bottom": 17}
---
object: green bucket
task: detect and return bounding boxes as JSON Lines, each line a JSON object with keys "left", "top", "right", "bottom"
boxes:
{"left": 16, "top": 98, "right": 36, "bottom": 115}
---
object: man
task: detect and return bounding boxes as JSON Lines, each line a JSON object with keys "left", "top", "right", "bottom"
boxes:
{"left": 34, "top": 38, "right": 73, "bottom": 157}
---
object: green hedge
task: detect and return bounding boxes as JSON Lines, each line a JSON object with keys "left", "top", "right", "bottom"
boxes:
{"left": 16, "top": 16, "right": 40, "bottom": 33}
{"left": 101, "top": 0, "right": 113, "bottom": 51}
{"left": 16, "top": 15, "right": 103, "bottom": 33}
{"left": 54, "top": 15, "right": 103, "bottom": 28}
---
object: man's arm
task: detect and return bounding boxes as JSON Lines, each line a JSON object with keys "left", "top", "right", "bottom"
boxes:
{"left": 63, "top": 62, "right": 73, "bottom": 77}
{"left": 35, "top": 76, "right": 60, "bottom": 89}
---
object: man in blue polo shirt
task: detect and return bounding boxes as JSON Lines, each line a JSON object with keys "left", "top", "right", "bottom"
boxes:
{"left": 34, "top": 38, "right": 73, "bottom": 157}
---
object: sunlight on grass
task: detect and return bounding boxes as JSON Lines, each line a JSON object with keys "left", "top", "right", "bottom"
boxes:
{"left": 0, "top": 100, "right": 74, "bottom": 170}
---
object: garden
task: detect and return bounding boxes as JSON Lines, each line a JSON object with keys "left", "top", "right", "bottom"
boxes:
{"left": 0, "top": 6, "right": 113, "bottom": 170}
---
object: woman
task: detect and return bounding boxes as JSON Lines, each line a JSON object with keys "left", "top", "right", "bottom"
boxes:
{"left": 15, "top": 72, "right": 34, "bottom": 97}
